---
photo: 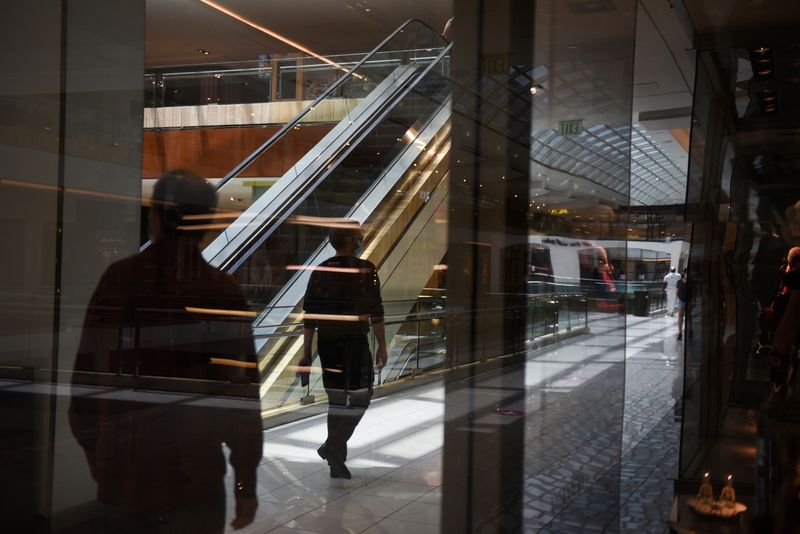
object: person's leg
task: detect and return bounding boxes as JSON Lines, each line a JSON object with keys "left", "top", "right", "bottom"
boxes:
{"left": 667, "top": 290, "right": 676, "bottom": 316}
{"left": 317, "top": 336, "right": 374, "bottom": 478}
{"left": 103, "top": 503, "right": 159, "bottom": 534}
{"left": 336, "top": 336, "right": 373, "bottom": 461}
{"left": 158, "top": 483, "right": 226, "bottom": 534}
{"left": 677, "top": 305, "right": 685, "bottom": 339}
{"left": 317, "top": 339, "right": 350, "bottom": 475}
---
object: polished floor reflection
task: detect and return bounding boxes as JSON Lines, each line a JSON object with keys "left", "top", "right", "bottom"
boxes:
{"left": 219, "top": 312, "right": 681, "bottom": 533}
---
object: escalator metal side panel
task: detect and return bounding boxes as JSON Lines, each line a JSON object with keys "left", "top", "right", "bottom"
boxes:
{"left": 203, "top": 64, "right": 419, "bottom": 267}
{"left": 378, "top": 172, "right": 449, "bottom": 380}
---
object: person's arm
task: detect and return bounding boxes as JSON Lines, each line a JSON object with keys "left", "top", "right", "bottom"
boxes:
{"left": 368, "top": 264, "right": 388, "bottom": 368}
{"left": 299, "top": 326, "right": 314, "bottom": 370}
{"left": 69, "top": 267, "right": 119, "bottom": 480}
{"left": 774, "top": 290, "right": 800, "bottom": 355}
{"left": 299, "top": 270, "right": 319, "bottom": 373}
{"left": 372, "top": 319, "right": 388, "bottom": 369}
{"left": 225, "top": 288, "right": 261, "bottom": 530}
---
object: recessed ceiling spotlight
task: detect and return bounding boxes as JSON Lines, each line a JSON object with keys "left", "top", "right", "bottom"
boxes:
{"left": 197, "top": 48, "right": 210, "bottom": 55}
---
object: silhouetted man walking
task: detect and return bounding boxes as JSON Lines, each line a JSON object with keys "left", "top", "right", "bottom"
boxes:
{"left": 299, "top": 222, "right": 387, "bottom": 479}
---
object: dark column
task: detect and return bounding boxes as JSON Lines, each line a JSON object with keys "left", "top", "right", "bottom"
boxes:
{"left": 442, "top": 0, "right": 534, "bottom": 531}
{"left": 0, "top": 1, "right": 145, "bottom": 530}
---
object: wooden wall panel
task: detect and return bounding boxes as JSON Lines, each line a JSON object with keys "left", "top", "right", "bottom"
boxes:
{"left": 142, "top": 124, "right": 334, "bottom": 179}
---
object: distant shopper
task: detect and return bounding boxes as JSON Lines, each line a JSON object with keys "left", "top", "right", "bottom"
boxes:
{"left": 764, "top": 247, "right": 800, "bottom": 394}
{"left": 676, "top": 268, "right": 690, "bottom": 340}
{"left": 299, "top": 222, "right": 387, "bottom": 479}
{"left": 663, "top": 267, "right": 682, "bottom": 316}
{"left": 69, "top": 171, "right": 262, "bottom": 533}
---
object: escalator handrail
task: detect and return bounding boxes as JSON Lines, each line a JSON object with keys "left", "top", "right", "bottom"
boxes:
{"left": 241, "top": 44, "right": 452, "bottom": 314}
{"left": 220, "top": 42, "right": 452, "bottom": 275}
{"left": 212, "top": 18, "right": 447, "bottom": 194}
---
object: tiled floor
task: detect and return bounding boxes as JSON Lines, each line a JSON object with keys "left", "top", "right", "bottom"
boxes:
{"left": 229, "top": 312, "right": 682, "bottom": 533}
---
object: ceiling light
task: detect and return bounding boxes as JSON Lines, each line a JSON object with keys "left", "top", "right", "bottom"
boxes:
{"left": 197, "top": 48, "right": 210, "bottom": 55}
{"left": 199, "top": 0, "right": 355, "bottom": 75}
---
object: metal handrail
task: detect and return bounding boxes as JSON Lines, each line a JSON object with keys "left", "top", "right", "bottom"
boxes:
{"left": 212, "top": 18, "right": 447, "bottom": 193}
{"left": 218, "top": 42, "right": 451, "bottom": 276}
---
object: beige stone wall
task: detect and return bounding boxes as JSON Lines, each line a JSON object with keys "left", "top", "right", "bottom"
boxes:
{"left": 144, "top": 98, "right": 364, "bottom": 129}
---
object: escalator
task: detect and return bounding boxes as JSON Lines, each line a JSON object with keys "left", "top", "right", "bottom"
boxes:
{"left": 161, "top": 20, "right": 454, "bottom": 410}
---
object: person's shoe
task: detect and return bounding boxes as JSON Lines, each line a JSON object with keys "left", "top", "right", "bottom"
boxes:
{"left": 677, "top": 333, "right": 683, "bottom": 341}
{"left": 317, "top": 444, "right": 351, "bottom": 479}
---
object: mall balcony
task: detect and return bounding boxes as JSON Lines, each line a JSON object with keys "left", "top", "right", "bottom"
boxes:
{"left": 2, "top": 1, "right": 800, "bottom": 533}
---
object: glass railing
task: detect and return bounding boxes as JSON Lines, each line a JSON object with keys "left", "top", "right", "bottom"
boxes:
{"left": 258, "top": 292, "right": 590, "bottom": 418}
{"left": 144, "top": 50, "right": 450, "bottom": 108}
{"left": 23, "top": 290, "right": 586, "bottom": 416}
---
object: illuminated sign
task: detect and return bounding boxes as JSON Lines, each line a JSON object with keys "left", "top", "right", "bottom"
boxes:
{"left": 559, "top": 119, "right": 584, "bottom": 136}
{"left": 480, "top": 54, "right": 509, "bottom": 76}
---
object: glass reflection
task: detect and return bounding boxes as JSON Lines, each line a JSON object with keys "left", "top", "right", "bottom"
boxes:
{"left": 70, "top": 171, "right": 262, "bottom": 532}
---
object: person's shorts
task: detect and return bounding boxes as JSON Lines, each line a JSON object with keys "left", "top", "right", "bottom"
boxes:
{"left": 675, "top": 299, "right": 686, "bottom": 310}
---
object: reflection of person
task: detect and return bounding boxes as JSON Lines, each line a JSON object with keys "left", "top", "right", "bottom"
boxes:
{"left": 69, "top": 170, "right": 262, "bottom": 533}
{"left": 676, "top": 269, "right": 689, "bottom": 340}
{"left": 299, "top": 223, "right": 387, "bottom": 479}
{"left": 442, "top": 17, "right": 455, "bottom": 40}
{"left": 663, "top": 267, "right": 682, "bottom": 317}
{"left": 593, "top": 247, "right": 617, "bottom": 297}
{"left": 768, "top": 248, "right": 800, "bottom": 394}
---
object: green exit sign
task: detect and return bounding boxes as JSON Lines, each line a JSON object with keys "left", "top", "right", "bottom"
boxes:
{"left": 480, "top": 54, "right": 509, "bottom": 76}
{"left": 559, "top": 119, "right": 584, "bottom": 136}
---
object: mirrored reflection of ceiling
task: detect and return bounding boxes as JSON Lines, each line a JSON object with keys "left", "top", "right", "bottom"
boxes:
{"left": 531, "top": 124, "right": 686, "bottom": 206}
{"left": 527, "top": 0, "right": 692, "bottom": 209}
{"left": 145, "top": 0, "right": 451, "bottom": 67}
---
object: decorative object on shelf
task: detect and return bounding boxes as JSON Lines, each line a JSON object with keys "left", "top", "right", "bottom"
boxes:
{"left": 698, "top": 472, "right": 714, "bottom": 501}
{"left": 719, "top": 475, "right": 737, "bottom": 508}
{"left": 687, "top": 472, "right": 748, "bottom": 518}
